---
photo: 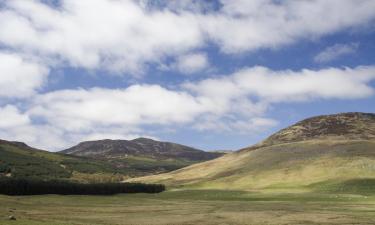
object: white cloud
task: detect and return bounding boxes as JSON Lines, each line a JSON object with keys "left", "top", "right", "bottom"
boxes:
{"left": 0, "top": 104, "right": 156, "bottom": 150}
{"left": 0, "top": 122, "right": 73, "bottom": 150}
{"left": 0, "top": 0, "right": 203, "bottom": 74}
{"left": 0, "top": 105, "right": 30, "bottom": 128}
{"left": 185, "top": 65, "right": 375, "bottom": 133}
{"left": 0, "top": 52, "right": 48, "bottom": 98}
{"left": 314, "top": 43, "right": 359, "bottom": 63}
{"left": 185, "top": 66, "right": 375, "bottom": 103}
{"left": 0, "top": 0, "right": 374, "bottom": 74}
{"left": 0, "top": 1, "right": 374, "bottom": 150}
{"left": 203, "top": 0, "right": 375, "bottom": 53}
{"left": 0, "top": 105, "right": 67, "bottom": 149}
{"left": 193, "top": 116, "right": 278, "bottom": 133}
{"left": 29, "top": 85, "right": 210, "bottom": 132}
{"left": 0, "top": 65, "right": 369, "bottom": 150}
{"left": 175, "top": 53, "right": 209, "bottom": 74}
{"left": 230, "top": 117, "right": 278, "bottom": 133}
{"left": 3, "top": 83, "right": 213, "bottom": 150}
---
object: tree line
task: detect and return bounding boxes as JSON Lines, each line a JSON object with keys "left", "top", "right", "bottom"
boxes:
{"left": 0, "top": 177, "right": 165, "bottom": 195}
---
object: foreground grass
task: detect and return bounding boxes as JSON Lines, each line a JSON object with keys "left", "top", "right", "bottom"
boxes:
{"left": 1, "top": 190, "right": 375, "bottom": 225}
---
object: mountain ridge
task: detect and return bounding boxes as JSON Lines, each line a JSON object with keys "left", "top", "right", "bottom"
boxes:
{"left": 61, "top": 137, "right": 222, "bottom": 160}
{"left": 242, "top": 112, "right": 375, "bottom": 152}
{"left": 60, "top": 137, "right": 223, "bottom": 175}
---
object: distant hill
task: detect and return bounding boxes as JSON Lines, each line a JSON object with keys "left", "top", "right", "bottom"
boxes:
{"left": 211, "top": 150, "right": 233, "bottom": 154}
{"left": 61, "top": 138, "right": 223, "bottom": 175}
{"left": 0, "top": 139, "right": 129, "bottom": 183}
{"left": 131, "top": 112, "right": 375, "bottom": 193}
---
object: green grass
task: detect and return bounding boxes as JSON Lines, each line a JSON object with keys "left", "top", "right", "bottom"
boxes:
{"left": 0, "top": 145, "right": 71, "bottom": 179}
{"left": 1, "top": 190, "right": 375, "bottom": 225}
{"left": 114, "top": 156, "right": 193, "bottom": 173}
{"left": 132, "top": 140, "right": 375, "bottom": 190}
{"left": 309, "top": 178, "right": 375, "bottom": 195}
{"left": 0, "top": 143, "right": 133, "bottom": 181}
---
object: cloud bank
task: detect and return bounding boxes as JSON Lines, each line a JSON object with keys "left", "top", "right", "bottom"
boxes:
{"left": 0, "top": 0, "right": 374, "bottom": 74}
{"left": 0, "top": 0, "right": 375, "bottom": 150}
{"left": 0, "top": 53, "right": 48, "bottom": 98}
{"left": 0, "top": 65, "right": 374, "bottom": 150}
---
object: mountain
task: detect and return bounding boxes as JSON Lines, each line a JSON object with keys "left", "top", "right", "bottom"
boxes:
{"left": 0, "top": 137, "right": 222, "bottom": 182}
{"left": 0, "top": 139, "right": 129, "bottom": 183}
{"left": 250, "top": 112, "right": 375, "bottom": 149}
{"left": 130, "top": 112, "right": 375, "bottom": 193}
{"left": 61, "top": 138, "right": 223, "bottom": 175}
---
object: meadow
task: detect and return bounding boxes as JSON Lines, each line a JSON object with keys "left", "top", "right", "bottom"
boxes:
{"left": 1, "top": 189, "right": 375, "bottom": 225}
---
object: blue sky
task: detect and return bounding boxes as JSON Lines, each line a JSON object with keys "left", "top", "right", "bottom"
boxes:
{"left": 0, "top": 0, "right": 374, "bottom": 151}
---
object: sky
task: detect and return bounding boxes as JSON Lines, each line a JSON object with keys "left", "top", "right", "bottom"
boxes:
{"left": 0, "top": 0, "right": 374, "bottom": 151}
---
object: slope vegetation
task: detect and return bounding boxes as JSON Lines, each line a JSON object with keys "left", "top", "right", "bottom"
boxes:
{"left": 0, "top": 140, "right": 130, "bottom": 182}
{"left": 61, "top": 138, "right": 223, "bottom": 175}
{"left": 131, "top": 112, "right": 375, "bottom": 192}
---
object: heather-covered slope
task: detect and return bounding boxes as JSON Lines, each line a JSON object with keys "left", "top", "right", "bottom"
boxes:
{"left": 251, "top": 112, "right": 375, "bottom": 149}
{"left": 131, "top": 113, "right": 375, "bottom": 191}
{"left": 61, "top": 138, "right": 223, "bottom": 175}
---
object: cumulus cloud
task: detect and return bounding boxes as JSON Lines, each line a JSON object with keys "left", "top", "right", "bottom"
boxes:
{"left": 314, "top": 43, "right": 359, "bottom": 63}
{"left": 0, "top": 105, "right": 30, "bottom": 128}
{"left": 0, "top": 0, "right": 375, "bottom": 150}
{"left": 0, "top": 52, "right": 48, "bottom": 98}
{"left": 185, "top": 65, "right": 375, "bottom": 133}
{"left": 0, "top": 105, "right": 67, "bottom": 149}
{"left": 174, "top": 53, "right": 209, "bottom": 74}
{"left": 0, "top": 0, "right": 203, "bottom": 74}
{"left": 0, "top": 65, "right": 370, "bottom": 150}
{"left": 185, "top": 66, "right": 375, "bottom": 103}
{"left": 193, "top": 116, "right": 278, "bottom": 134}
{"left": 0, "top": 124, "right": 67, "bottom": 150}
{"left": 0, "top": 0, "right": 374, "bottom": 74}
{"left": 203, "top": 0, "right": 375, "bottom": 53}
{"left": 0, "top": 103, "right": 157, "bottom": 150}
{"left": 28, "top": 85, "right": 211, "bottom": 132}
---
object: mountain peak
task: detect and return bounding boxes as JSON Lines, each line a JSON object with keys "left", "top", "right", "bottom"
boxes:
{"left": 60, "top": 138, "right": 224, "bottom": 175}
{"left": 0, "top": 139, "right": 33, "bottom": 150}
{"left": 131, "top": 137, "right": 157, "bottom": 143}
{"left": 256, "top": 112, "right": 375, "bottom": 148}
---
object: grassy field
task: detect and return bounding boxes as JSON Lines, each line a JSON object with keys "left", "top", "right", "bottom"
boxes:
{"left": 1, "top": 190, "right": 375, "bottom": 225}
{"left": 131, "top": 140, "right": 375, "bottom": 190}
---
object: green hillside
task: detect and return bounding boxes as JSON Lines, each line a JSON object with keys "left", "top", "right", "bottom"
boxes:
{"left": 0, "top": 140, "right": 131, "bottom": 182}
{"left": 61, "top": 138, "right": 223, "bottom": 175}
{"left": 0, "top": 138, "right": 223, "bottom": 182}
{"left": 131, "top": 112, "right": 375, "bottom": 192}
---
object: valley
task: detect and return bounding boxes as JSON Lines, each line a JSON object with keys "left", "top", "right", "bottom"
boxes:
{"left": 1, "top": 112, "right": 375, "bottom": 225}
{"left": 1, "top": 1, "right": 374, "bottom": 224}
